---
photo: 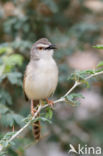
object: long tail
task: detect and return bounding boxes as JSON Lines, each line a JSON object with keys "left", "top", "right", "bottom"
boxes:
{"left": 31, "top": 100, "right": 40, "bottom": 140}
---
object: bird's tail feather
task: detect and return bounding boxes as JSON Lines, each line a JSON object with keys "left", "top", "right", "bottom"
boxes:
{"left": 31, "top": 100, "right": 40, "bottom": 140}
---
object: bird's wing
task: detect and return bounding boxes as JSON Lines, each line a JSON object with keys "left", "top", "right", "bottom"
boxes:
{"left": 23, "top": 71, "right": 28, "bottom": 101}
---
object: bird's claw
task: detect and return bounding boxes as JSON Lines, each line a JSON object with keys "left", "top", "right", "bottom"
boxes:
{"left": 46, "top": 98, "right": 54, "bottom": 108}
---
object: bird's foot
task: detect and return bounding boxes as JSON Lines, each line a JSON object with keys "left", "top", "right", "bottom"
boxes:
{"left": 46, "top": 98, "right": 54, "bottom": 108}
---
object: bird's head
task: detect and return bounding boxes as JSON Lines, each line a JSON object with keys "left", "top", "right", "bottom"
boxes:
{"left": 31, "top": 38, "right": 57, "bottom": 60}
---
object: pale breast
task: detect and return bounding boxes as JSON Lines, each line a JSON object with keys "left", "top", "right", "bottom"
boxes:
{"left": 24, "top": 58, "right": 58, "bottom": 100}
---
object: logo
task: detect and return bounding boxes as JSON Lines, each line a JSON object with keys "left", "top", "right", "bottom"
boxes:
{"left": 68, "top": 144, "right": 102, "bottom": 155}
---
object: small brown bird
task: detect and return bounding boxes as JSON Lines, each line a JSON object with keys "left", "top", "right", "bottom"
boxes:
{"left": 23, "top": 38, "right": 58, "bottom": 140}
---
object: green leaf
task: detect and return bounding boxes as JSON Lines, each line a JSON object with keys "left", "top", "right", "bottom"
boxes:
{"left": 7, "top": 72, "right": 22, "bottom": 85}
{"left": 0, "top": 105, "right": 9, "bottom": 114}
{"left": 0, "top": 47, "right": 12, "bottom": 54}
{"left": 80, "top": 79, "right": 90, "bottom": 88}
{"left": 3, "top": 54, "right": 23, "bottom": 67}
{"left": 1, "top": 112, "right": 24, "bottom": 127}
{"left": 0, "top": 151, "right": 8, "bottom": 156}
{"left": 0, "top": 131, "right": 15, "bottom": 150}
{"left": 48, "top": 109, "right": 53, "bottom": 119}
{"left": 1, "top": 132, "right": 15, "bottom": 141}
{"left": 68, "top": 70, "right": 95, "bottom": 82}
{"left": 0, "top": 104, "right": 24, "bottom": 127}
{"left": 1, "top": 113, "right": 14, "bottom": 127}
{"left": 0, "top": 65, "right": 5, "bottom": 76}
{"left": 69, "top": 93, "right": 84, "bottom": 99}
{"left": 65, "top": 93, "right": 84, "bottom": 106}
{"left": 97, "top": 61, "right": 103, "bottom": 68}
{"left": 13, "top": 114, "right": 24, "bottom": 126}
{"left": 39, "top": 117, "right": 52, "bottom": 124}
{"left": 93, "top": 45, "right": 103, "bottom": 49}
{"left": 0, "top": 47, "right": 7, "bottom": 54}
{"left": 45, "top": 107, "right": 53, "bottom": 119}
{"left": 0, "top": 89, "right": 12, "bottom": 105}
{"left": 96, "top": 68, "right": 103, "bottom": 72}
{"left": 22, "top": 114, "right": 32, "bottom": 123}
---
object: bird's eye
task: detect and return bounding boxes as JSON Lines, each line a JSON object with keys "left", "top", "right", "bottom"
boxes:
{"left": 38, "top": 47, "right": 43, "bottom": 50}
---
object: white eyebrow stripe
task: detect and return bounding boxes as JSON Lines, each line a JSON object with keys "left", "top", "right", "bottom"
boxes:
{"left": 36, "top": 44, "right": 48, "bottom": 48}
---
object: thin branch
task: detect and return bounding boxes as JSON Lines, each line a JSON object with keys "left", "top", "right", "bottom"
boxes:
{"left": 85, "top": 70, "right": 103, "bottom": 80}
{"left": 63, "top": 81, "right": 80, "bottom": 97}
{"left": 0, "top": 70, "right": 103, "bottom": 152}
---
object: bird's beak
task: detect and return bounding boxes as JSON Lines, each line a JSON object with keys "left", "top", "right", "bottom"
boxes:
{"left": 45, "top": 44, "right": 57, "bottom": 50}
